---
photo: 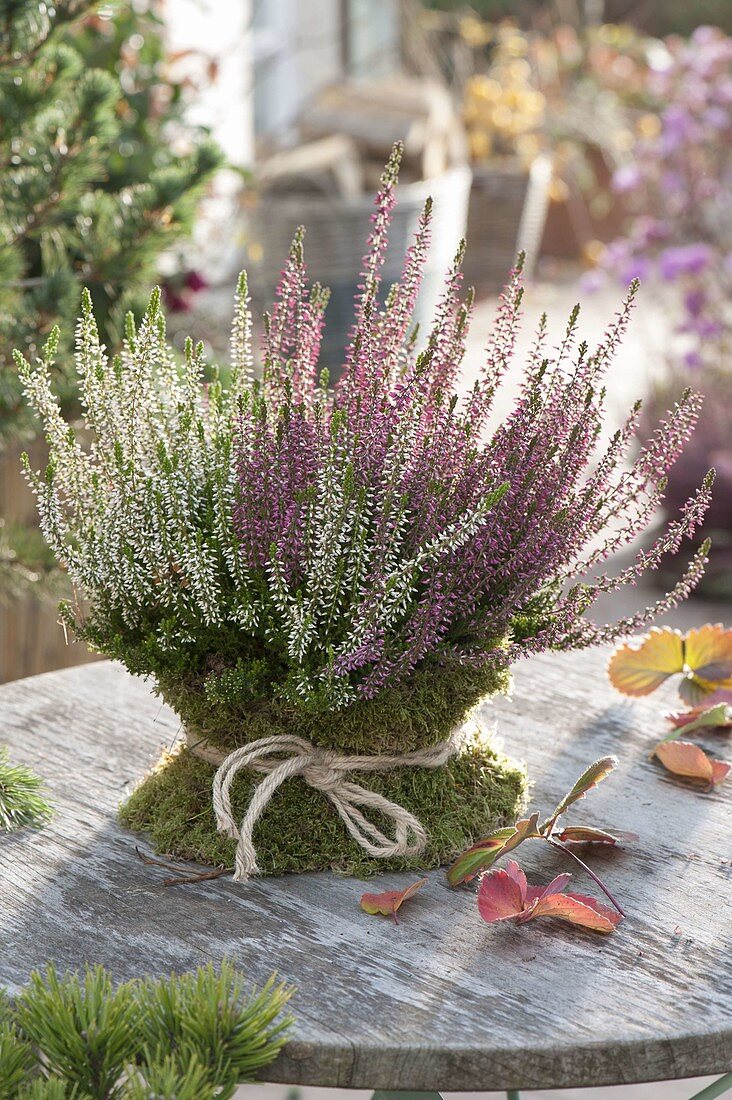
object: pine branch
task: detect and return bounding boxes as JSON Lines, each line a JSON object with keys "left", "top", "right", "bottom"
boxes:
{"left": 0, "top": 747, "right": 53, "bottom": 833}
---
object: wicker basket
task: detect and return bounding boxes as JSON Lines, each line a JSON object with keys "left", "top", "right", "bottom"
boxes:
{"left": 462, "top": 155, "right": 552, "bottom": 298}
{"left": 241, "top": 165, "right": 472, "bottom": 371}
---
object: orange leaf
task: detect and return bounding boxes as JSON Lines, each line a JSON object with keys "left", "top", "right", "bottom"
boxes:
{"left": 711, "top": 759, "right": 732, "bottom": 786}
{"left": 360, "top": 877, "right": 428, "bottom": 922}
{"left": 607, "top": 628, "right": 684, "bottom": 696}
{"left": 530, "top": 892, "right": 622, "bottom": 934}
{"left": 654, "top": 740, "right": 731, "bottom": 789}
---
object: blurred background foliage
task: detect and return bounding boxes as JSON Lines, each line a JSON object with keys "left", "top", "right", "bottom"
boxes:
{"left": 421, "top": 0, "right": 732, "bottom": 36}
{"left": 0, "top": 0, "right": 221, "bottom": 445}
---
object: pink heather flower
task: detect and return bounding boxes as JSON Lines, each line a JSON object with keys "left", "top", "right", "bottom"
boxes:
{"left": 231, "top": 146, "right": 712, "bottom": 704}
{"left": 659, "top": 244, "right": 713, "bottom": 281}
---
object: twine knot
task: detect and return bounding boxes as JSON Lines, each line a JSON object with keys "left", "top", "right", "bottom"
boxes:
{"left": 194, "top": 729, "right": 464, "bottom": 882}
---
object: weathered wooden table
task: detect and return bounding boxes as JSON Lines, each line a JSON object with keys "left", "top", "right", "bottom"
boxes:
{"left": 1, "top": 648, "right": 730, "bottom": 1099}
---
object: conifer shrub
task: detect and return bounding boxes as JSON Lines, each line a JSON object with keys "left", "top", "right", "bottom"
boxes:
{"left": 0, "top": 961, "right": 292, "bottom": 1099}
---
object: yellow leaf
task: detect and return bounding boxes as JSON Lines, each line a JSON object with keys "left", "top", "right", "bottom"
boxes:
{"left": 607, "top": 628, "right": 684, "bottom": 697}
{"left": 681, "top": 624, "right": 732, "bottom": 702}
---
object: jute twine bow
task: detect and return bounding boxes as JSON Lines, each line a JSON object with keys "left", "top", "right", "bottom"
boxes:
{"left": 187, "top": 729, "right": 465, "bottom": 882}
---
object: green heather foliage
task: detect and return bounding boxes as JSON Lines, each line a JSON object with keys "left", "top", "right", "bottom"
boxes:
{"left": 0, "top": 961, "right": 292, "bottom": 1100}
{"left": 0, "top": 747, "right": 53, "bottom": 833}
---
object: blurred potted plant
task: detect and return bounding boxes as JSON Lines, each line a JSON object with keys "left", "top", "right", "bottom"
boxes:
{"left": 243, "top": 76, "right": 472, "bottom": 372}
{"left": 599, "top": 25, "right": 732, "bottom": 598}
{"left": 532, "top": 21, "right": 660, "bottom": 259}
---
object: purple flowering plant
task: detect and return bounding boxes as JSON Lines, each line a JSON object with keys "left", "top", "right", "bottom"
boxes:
{"left": 599, "top": 27, "right": 731, "bottom": 593}
{"left": 18, "top": 146, "right": 712, "bottom": 716}
{"left": 602, "top": 26, "right": 732, "bottom": 372}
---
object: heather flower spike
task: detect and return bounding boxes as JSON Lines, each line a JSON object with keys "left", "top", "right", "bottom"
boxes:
{"left": 15, "top": 144, "right": 714, "bottom": 879}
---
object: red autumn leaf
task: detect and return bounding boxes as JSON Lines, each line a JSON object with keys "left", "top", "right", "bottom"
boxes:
{"left": 360, "top": 877, "right": 428, "bottom": 922}
{"left": 665, "top": 690, "right": 732, "bottom": 736}
{"left": 556, "top": 825, "right": 638, "bottom": 845}
{"left": 654, "top": 740, "right": 731, "bottom": 790}
{"left": 528, "top": 891, "right": 623, "bottom": 933}
{"left": 477, "top": 860, "right": 621, "bottom": 935}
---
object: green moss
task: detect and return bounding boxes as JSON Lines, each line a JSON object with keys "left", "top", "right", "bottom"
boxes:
{"left": 120, "top": 724, "right": 526, "bottom": 877}
{"left": 120, "top": 660, "right": 526, "bottom": 876}
{"left": 156, "top": 659, "right": 512, "bottom": 755}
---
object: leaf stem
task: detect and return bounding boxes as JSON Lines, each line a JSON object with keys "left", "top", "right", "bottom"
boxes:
{"left": 546, "top": 837, "right": 626, "bottom": 917}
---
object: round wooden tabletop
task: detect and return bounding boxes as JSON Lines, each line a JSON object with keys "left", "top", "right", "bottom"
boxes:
{"left": 1, "top": 648, "right": 730, "bottom": 1092}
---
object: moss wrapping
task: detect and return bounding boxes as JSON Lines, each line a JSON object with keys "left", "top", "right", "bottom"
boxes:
{"left": 120, "top": 661, "right": 527, "bottom": 876}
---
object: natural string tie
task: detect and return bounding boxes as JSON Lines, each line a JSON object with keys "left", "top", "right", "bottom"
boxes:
{"left": 188, "top": 731, "right": 464, "bottom": 882}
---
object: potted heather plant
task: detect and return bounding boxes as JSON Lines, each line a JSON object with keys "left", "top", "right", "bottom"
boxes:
{"left": 17, "top": 149, "right": 711, "bottom": 882}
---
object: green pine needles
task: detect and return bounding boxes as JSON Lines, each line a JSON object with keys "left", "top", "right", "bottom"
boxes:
{"left": 0, "top": 961, "right": 293, "bottom": 1100}
{"left": 0, "top": 748, "right": 53, "bottom": 833}
{"left": 0, "top": 0, "right": 221, "bottom": 445}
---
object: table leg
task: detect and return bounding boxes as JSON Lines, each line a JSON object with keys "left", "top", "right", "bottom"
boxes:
{"left": 372, "top": 1093, "right": 444, "bottom": 1100}
{"left": 688, "top": 1075, "right": 732, "bottom": 1100}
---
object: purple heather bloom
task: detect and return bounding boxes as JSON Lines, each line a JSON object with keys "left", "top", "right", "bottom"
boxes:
{"left": 612, "top": 163, "right": 642, "bottom": 194}
{"left": 229, "top": 147, "right": 711, "bottom": 702}
{"left": 579, "top": 269, "right": 604, "bottom": 294}
{"left": 684, "top": 288, "right": 706, "bottom": 317}
{"left": 683, "top": 349, "right": 703, "bottom": 369}
{"left": 660, "top": 171, "right": 684, "bottom": 196}
{"left": 659, "top": 244, "right": 713, "bottom": 281}
{"left": 661, "top": 105, "right": 696, "bottom": 151}
{"left": 621, "top": 256, "right": 651, "bottom": 283}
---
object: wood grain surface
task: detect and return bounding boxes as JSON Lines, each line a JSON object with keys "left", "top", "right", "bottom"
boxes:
{"left": 0, "top": 649, "right": 730, "bottom": 1092}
